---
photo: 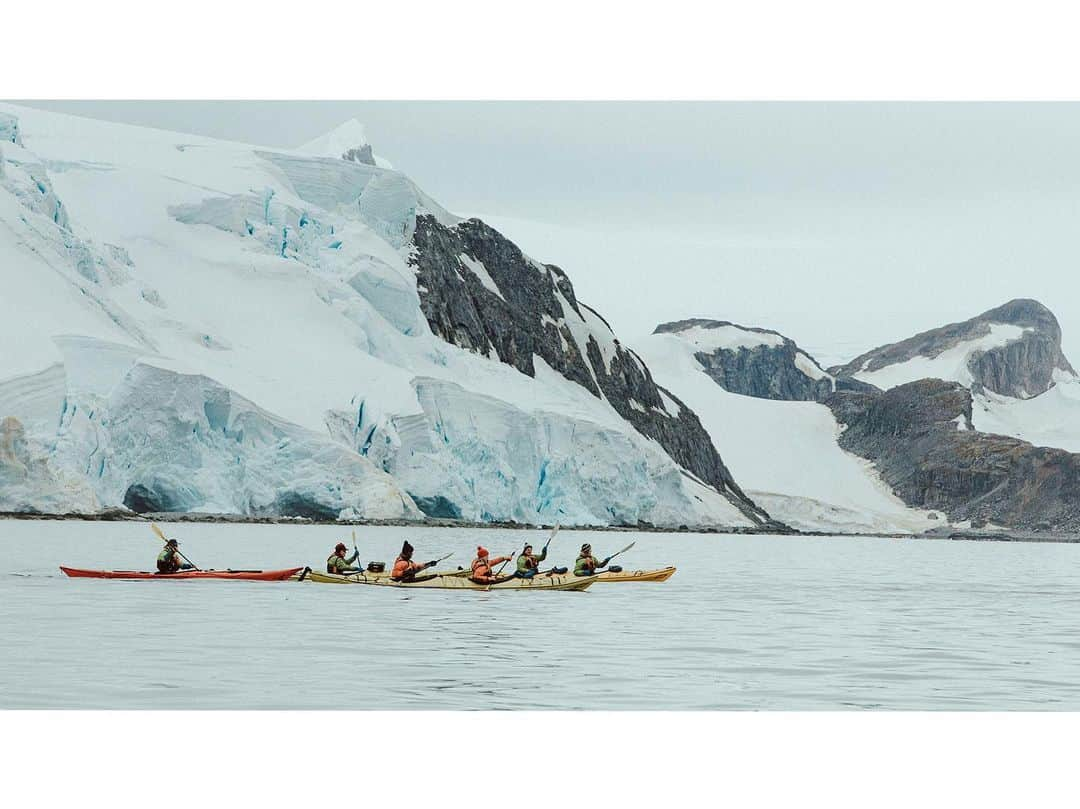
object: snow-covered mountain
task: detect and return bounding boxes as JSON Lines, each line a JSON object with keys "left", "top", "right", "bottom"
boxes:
{"left": 635, "top": 322, "right": 943, "bottom": 533}
{"left": 0, "top": 104, "right": 764, "bottom": 528}
{"left": 830, "top": 299, "right": 1080, "bottom": 453}
{"left": 639, "top": 301, "right": 1080, "bottom": 533}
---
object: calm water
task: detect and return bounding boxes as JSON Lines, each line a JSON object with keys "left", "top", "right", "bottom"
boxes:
{"left": 2, "top": 519, "right": 1079, "bottom": 710}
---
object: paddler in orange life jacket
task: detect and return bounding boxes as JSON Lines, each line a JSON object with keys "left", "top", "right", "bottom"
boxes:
{"left": 470, "top": 546, "right": 513, "bottom": 585}
{"left": 156, "top": 539, "right": 194, "bottom": 574}
{"left": 326, "top": 542, "right": 360, "bottom": 574}
{"left": 574, "top": 543, "right": 610, "bottom": 576}
{"left": 391, "top": 541, "right": 438, "bottom": 582}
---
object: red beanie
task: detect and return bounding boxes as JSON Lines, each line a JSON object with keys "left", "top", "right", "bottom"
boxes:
{"left": 477, "top": 546, "right": 489, "bottom": 558}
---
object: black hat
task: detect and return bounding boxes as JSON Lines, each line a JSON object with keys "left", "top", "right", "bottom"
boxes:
{"left": 523, "top": 543, "right": 533, "bottom": 553}
{"left": 581, "top": 543, "right": 591, "bottom": 553}
{"left": 401, "top": 540, "right": 414, "bottom": 557}
{"left": 166, "top": 539, "right": 179, "bottom": 547}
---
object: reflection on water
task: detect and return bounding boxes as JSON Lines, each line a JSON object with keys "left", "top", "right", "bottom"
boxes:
{"left": 2, "top": 520, "right": 1079, "bottom": 709}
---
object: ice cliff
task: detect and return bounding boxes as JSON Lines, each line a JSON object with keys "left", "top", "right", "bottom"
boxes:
{"left": 0, "top": 105, "right": 761, "bottom": 527}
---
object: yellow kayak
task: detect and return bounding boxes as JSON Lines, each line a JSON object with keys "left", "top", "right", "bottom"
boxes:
{"left": 418, "top": 566, "right": 677, "bottom": 583}
{"left": 302, "top": 570, "right": 598, "bottom": 591}
{"left": 594, "top": 566, "right": 676, "bottom": 583}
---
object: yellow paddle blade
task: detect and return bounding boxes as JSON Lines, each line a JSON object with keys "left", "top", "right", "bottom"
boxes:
{"left": 150, "top": 523, "right": 167, "bottom": 542}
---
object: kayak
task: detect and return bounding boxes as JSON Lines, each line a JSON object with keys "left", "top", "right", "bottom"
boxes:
{"left": 302, "top": 570, "right": 598, "bottom": 591}
{"left": 395, "top": 566, "right": 677, "bottom": 583}
{"left": 60, "top": 566, "right": 304, "bottom": 581}
{"left": 594, "top": 566, "right": 676, "bottom": 583}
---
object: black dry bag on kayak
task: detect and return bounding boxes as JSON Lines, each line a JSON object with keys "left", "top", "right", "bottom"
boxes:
{"left": 550, "top": 566, "right": 568, "bottom": 575}
{"left": 367, "top": 561, "right": 386, "bottom": 573}
{"left": 607, "top": 565, "right": 623, "bottom": 573}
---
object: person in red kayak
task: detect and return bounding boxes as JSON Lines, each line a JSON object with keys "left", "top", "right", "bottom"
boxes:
{"left": 326, "top": 542, "right": 361, "bottom": 574}
{"left": 156, "top": 539, "right": 194, "bottom": 574}
{"left": 391, "top": 541, "right": 438, "bottom": 582}
{"left": 470, "top": 546, "right": 513, "bottom": 585}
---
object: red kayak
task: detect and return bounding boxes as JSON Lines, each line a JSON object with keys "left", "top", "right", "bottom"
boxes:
{"left": 60, "top": 566, "right": 303, "bottom": 581}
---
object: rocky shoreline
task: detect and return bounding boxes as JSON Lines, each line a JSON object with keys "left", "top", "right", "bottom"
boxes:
{"left": 3, "top": 510, "right": 1077, "bottom": 543}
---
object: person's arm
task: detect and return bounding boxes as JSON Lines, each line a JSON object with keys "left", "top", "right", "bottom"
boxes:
{"left": 516, "top": 556, "right": 529, "bottom": 573}
{"left": 346, "top": 550, "right": 359, "bottom": 565}
{"left": 538, "top": 547, "right": 548, "bottom": 562}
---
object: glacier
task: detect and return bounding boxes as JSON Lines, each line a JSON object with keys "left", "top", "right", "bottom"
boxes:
{"left": 0, "top": 104, "right": 757, "bottom": 528}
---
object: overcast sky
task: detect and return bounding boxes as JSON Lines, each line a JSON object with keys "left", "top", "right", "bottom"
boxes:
{"left": 17, "top": 101, "right": 1080, "bottom": 365}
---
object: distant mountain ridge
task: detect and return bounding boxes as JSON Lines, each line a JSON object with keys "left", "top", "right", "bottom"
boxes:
{"left": 653, "top": 318, "right": 841, "bottom": 402}
{"left": 643, "top": 299, "right": 1080, "bottom": 534}
{"left": 830, "top": 299, "right": 1076, "bottom": 399}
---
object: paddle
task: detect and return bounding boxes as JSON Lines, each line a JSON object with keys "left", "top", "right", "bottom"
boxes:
{"left": 485, "top": 551, "right": 517, "bottom": 591}
{"left": 541, "top": 523, "right": 560, "bottom": 559}
{"left": 604, "top": 541, "right": 636, "bottom": 565}
{"left": 150, "top": 523, "right": 201, "bottom": 571}
{"left": 388, "top": 552, "right": 453, "bottom": 583}
{"left": 351, "top": 529, "right": 361, "bottom": 573}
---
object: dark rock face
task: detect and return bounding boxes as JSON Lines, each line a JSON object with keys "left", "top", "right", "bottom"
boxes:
{"left": 826, "top": 379, "right": 1080, "bottom": 531}
{"left": 409, "top": 494, "right": 462, "bottom": 519}
{"left": 830, "top": 299, "right": 1075, "bottom": 398}
{"left": 654, "top": 318, "right": 839, "bottom": 402}
{"left": 122, "top": 481, "right": 199, "bottom": 514}
{"left": 341, "top": 144, "right": 376, "bottom": 165}
{"left": 409, "top": 215, "right": 770, "bottom": 525}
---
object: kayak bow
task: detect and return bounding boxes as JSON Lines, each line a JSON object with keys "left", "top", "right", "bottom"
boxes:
{"left": 60, "top": 566, "right": 303, "bottom": 581}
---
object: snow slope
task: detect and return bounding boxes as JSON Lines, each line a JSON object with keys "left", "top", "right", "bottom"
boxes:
{"left": 0, "top": 104, "right": 751, "bottom": 527}
{"left": 852, "top": 323, "right": 1029, "bottom": 391}
{"left": 635, "top": 333, "right": 942, "bottom": 533}
{"left": 971, "top": 370, "right": 1080, "bottom": 452}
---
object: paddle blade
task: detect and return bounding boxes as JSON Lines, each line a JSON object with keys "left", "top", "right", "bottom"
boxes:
{"left": 150, "top": 523, "right": 167, "bottom": 542}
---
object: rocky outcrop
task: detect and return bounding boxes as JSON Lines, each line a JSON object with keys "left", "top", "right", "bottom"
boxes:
{"left": 409, "top": 215, "right": 771, "bottom": 525}
{"left": 826, "top": 379, "right": 1080, "bottom": 531}
{"left": 830, "top": 299, "right": 1075, "bottom": 398}
{"left": 653, "top": 318, "right": 873, "bottom": 402}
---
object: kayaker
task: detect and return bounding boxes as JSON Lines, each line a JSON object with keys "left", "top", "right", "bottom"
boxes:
{"left": 515, "top": 542, "right": 548, "bottom": 579}
{"left": 470, "top": 546, "right": 513, "bottom": 585}
{"left": 391, "top": 541, "right": 438, "bottom": 582}
{"left": 156, "top": 539, "right": 194, "bottom": 575}
{"left": 326, "top": 542, "right": 361, "bottom": 574}
{"left": 574, "top": 543, "right": 610, "bottom": 576}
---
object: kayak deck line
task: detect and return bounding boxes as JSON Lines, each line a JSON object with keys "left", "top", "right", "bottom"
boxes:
{"left": 59, "top": 566, "right": 303, "bottom": 581}
{"left": 289, "top": 566, "right": 676, "bottom": 584}
{"left": 404, "top": 566, "right": 677, "bottom": 583}
{"left": 302, "top": 570, "right": 599, "bottom": 591}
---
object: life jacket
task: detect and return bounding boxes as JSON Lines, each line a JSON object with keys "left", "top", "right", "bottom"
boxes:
{"left": 392, "top": 557, "right": 417, "bottom": 580}
{"left": 574, "top": 554, "right": 597, "bottom": 576}
{"left": 521, "top": 554, "right": 539, "bottom": 570}
{"left": 157, "top": 549, "right": 180, "bottom": 574}
{"left": 471, "top": 557, "right": 493, "bottom": 579}
{"left": 327, "top": 554, "right": 344, "bottom": 574}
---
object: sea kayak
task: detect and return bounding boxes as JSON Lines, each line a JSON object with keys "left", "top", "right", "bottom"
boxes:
{"left": 302, "top": 570, "right": 598, "bottom": 591}
{"left": 594, "top": 566, "right": 676, "bottom": 583}
{"left": 399, "top": 566, "right": 677, "bottom": 583}
{"left": 60, "top": 566, "right": 304, "bottom": 581}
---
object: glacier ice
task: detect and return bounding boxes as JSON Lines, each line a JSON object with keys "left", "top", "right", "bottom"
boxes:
{"left": 0, "top": 103, "right": 761, "bottom": 527}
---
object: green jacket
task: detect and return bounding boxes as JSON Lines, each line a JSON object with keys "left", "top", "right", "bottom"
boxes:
{"left": 516, "top": 547, "right": 547, "bottom": 574}
{"left": 327, "top": 551, "right": 359, "bottom": 573}
{"left": 575, "top": 554, "right": 600, "bottom": 576}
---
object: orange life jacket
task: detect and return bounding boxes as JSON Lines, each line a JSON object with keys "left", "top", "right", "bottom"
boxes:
{"left": 392, "top": 557, "right": 419, "bottom": 579}
{"left": 471, "top": 557, "right": 492, "bottom": 579}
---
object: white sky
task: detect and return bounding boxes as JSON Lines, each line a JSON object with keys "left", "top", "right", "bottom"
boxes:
{"left": 15, "top": 101, "right": 1080, "bottom": 367}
